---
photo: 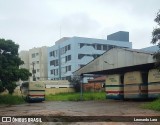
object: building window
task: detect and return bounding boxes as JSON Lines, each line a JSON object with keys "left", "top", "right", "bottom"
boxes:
{"left": 32, "top": 53, "right": 35, "bottom": 58}
{"left": 65, "top": 55, "right": 71, "bottom": 62}
{"left": 66, "top": 65, "right": 71, "bottom": 72}
{"left": 79, "top": 64, "right": 85, "bottom": 68}
{"left": 108, "top": 45, "right": 114, "bottom": 50}
{"left": 36, "top": 53, "right": 39, "bottom": 56}
{"left": 51, "top": 70, "right": 53, "bottom": 74}
{"left": 78, "top": 54, "right": 85, "bottom": 59}
{"left": 50, "top": 60, "right": 54, "bottom": 66}
{"left": 37, "top": 61, "right": 39, "bottom": 64}
{"left": 56, "top": 69, "right": 59, "bottom": 75}
{"left": 55, "top": 50, "right": 58, "bottom": 57}
{"left": 68, "top": 44, "right": 71, "bottom": 50}
{"left": 50, "top": 59, "right": 59, "bottom": 66}
{"left": 97, "top": 44, "right": 101, "bottom": 50}
{"left": 50, "top": 51, "right": 55, "bottom": 57}
{"left": 80, "top": 43, "right": 84, "bottom": 48}
{"left": 37, "top": 69, "right": 40, "bottom": 72}
{"left": 50, "top": 52, "right": 52, "bottom": 57}
{"left": 103, "top": 45, "right": 108, "bottom": 50}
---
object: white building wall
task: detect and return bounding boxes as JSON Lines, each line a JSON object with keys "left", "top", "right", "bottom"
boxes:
{"left": 19, "top": 47, "right": 48, "bottom": 81}
{"left": 19, "top": 51, "right": 29, "bottom": 69}
{"left": 29, "top": 46, "right": 48, "bottom": 81}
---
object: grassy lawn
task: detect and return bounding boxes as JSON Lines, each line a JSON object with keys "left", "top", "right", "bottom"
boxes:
{"left": 0, "top": 94, "right": 25, "bottom": 105}
{"left": 46, "top": 92, "right": 106, "bottom": 101}
{"left": 141, "top": 99, "right": 160, "bottom": 111}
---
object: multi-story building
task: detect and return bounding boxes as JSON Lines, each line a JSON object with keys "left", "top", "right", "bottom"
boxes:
{"left": 48, "top": 31, "right": 132, "bottom": 80}
{"left": 19, "top": 50, "right": 29, "bottom": 69}
{"left": 19, "top": 46, "right": 48, "bottom": 81}
{"left": 140, "top": 45, "right": 159, "bottom": 53}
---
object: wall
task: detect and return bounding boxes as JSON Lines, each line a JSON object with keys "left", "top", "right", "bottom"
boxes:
{"left": 12, "top": 88, "right": 75, "bottom": 96}
{"left": 83, "top": 83, "right": 105, "bottom": 92}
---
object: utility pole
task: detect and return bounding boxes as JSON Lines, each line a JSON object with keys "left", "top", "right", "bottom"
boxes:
{"left": 80, "top": 74, "right": 83, "bottom": 101}
{"left": 32, "top": 62, "right": 36, "bottom": 81}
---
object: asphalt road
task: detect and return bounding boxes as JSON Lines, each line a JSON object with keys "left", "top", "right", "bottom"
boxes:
{"left": 0, "top": 100, "right": 160, "bottom": 125}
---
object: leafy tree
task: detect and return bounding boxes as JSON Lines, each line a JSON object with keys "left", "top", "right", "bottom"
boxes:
{"left": 70, "top": 76, "right": 81, "bottom": 92}
{"left": 0, "top": 38, "right": 31, "bottom": 94}
{"left": 151, "top": 10, "right": 160, "bottom": 69}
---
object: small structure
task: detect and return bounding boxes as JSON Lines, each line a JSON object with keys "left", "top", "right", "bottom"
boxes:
{"left": 83, "top": 76, "right": 106, "bottom": 92}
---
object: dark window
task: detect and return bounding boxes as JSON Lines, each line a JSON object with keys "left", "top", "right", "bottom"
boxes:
{"left": 65, "top": 65, "right": 71, "bottom": 72}
{"left": 92, "top": 44, "right": 96, "bottom": 49}
{"left": 78, "top": 54, "right": 85, "bottom": 59}
{"left": 52, "top": 51, "right": 55, "bottom": 57}
{"left": 68, "top": 44, "right": 71, "bottom": 50}
{"left": 55, "top": 60, "right": 59, "bottom": 66}
{"left": 97, "top": 44, "right": 101, "bottom": 50}
{"left": 103, "top": 45, "right": 108, "bottom": 50}
{"left": 50, "top": 52, "right": 52, "bottom": 57}
{"left": 65, "top": 46, "right": 67, "bottom": 52}
{"left": 108, "top": 45, "right": 114, "bottom": 50}
{"left": 65, "top": 56, "right": 67, "bottom": 62}
{"left": 68, "top": 55, "right": 71, "bottom": 61}
{"left": 80, "top": 64, "right": 85, "bottom": 68}
{"left": 51, "top": 70, "right": 53, "bottom": 74}
{"left": 80, "top": 43, "right": 84, "bottom": 48}
{"left": 93, "top": 54, "right": 100, "bottom": 59}
{"left": 50, "top": 60, "right": 55, "bottom": 66}
{"left": 68, "top": 65, "right": 71, "bottom": 71}
{"left": 32, "top": 53, "right": 35, "bottom": 58}
{"left": 50, "top": 59, "right": 58, "bottom": 66}
{"left": 65, "top": 55, "right": 71, "bottom": 62}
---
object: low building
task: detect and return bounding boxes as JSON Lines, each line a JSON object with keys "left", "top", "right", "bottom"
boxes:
{"left": 83, "top": 76, "right": 106, "bottom": 92}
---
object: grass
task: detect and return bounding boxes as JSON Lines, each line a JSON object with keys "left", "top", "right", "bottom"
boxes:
{"left": 46, "top": 92, "right": 106, "bottom": 101}
{"left": 0, "top": 94, "right": 25, "bottom": 105}
{"left": 141, "top": 98, "right": 160, "bottom": 111}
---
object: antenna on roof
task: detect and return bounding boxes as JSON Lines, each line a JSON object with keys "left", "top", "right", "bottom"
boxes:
{"left": 60, "top": 25, "right": 61, "bottom": 39}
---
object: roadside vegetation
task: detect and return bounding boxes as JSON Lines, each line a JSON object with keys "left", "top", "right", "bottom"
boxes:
{"left": 0, "top": 94, "right": 25, "bottom": 105}
{"left": 46, "top": 92, "right": 106, "bottom": 101}
{"left": 141, "top": 98, "right": 160, "bottom": 111}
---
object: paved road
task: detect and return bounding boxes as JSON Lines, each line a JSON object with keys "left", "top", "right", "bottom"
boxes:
{"left": 0, "top": 100, "right": 159, "bottom": 125}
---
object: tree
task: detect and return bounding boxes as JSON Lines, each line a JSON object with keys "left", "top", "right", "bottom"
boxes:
{"left": 70, "top": 76, "right": 81, "bottom": 92}
{"left": 0, "top": 38, "right": 31, "bottom": 94}
{"left": 151, "top": 10, "right": 160, "bottom": 69}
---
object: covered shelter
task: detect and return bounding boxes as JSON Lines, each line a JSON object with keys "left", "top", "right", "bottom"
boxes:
{"left": 73, "top": 48, "right": 155, "bottom": 76}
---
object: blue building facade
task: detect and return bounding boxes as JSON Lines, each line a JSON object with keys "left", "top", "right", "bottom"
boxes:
{"left": 107, "top": 31, "right": 129, "bottom": 42}
{"left": 141, "top": 45, "right": 159, "bottom": 53}
{"left": 48, "top": 35, "right": 132, "bottom": 80}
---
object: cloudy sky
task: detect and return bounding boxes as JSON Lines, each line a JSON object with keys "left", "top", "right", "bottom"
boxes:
{"left": 0, "top": 0, "right": 160, "bottom": 51}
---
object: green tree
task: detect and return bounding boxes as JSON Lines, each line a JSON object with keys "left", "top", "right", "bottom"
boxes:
{"left": 70, "top": 76, "right": 81, "bottom": 92}
{"left": 151, "top": 10, "right": 160, "bottom": 69}
{"left": 0, "top": 38, "right": 31, "bottom": 94}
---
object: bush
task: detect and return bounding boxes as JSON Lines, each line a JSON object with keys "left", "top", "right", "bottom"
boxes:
{"left": 70, "top": 77, "right": 81, "bottom": 92}
{"left": 141, "top": 99, "right": 160, "bottom": 111}
{"left": 0, "top": 94, "right": 25, "bottom": 105}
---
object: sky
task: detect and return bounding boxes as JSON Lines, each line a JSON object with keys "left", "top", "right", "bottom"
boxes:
{"left": 0, "top": 0, "right": 160, "bottom": 51}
